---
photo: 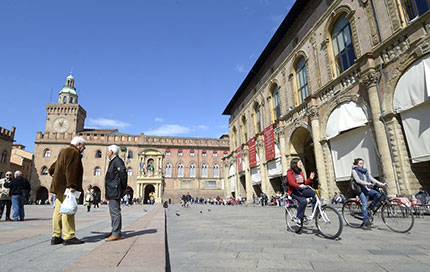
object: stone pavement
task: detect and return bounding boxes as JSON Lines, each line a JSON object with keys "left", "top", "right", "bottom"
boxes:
{"left": 166, "top": 204, "right": 430, "bottom": 272}
{"left": 0, "top": 204, "right": 166, "bottom": 272}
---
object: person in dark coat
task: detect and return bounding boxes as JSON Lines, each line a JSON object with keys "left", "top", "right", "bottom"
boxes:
{"left": 4, "top": 171, "right": 31, "bottom": 221}
{"left": 104, "top": 145, "right": 127, "bottom": 241}
{"left": 49, "top": 136, "right": 85, "bottom": 245}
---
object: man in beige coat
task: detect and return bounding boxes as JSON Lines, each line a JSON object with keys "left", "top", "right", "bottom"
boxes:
{"left": 49, "top": 136, "right": 85, "bottom": 245}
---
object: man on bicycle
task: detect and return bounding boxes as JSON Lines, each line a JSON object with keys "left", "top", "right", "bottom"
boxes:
{"left": 352, "top": 158, "right": 388, "bottom": 230}
{"left": 286, "top": 158, "right": 316, "bottom": 226}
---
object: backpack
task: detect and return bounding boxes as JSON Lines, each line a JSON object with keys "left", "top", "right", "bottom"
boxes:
{"left": 349, "top": 175, "right": 361, "bottom": 195}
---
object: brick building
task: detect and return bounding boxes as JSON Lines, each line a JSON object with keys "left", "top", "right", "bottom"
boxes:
{"left": 0, "top": 126, "right": 15, "bottom": 178}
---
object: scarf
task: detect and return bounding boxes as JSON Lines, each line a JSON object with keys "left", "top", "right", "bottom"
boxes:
{"left": 353, "top": 166, "right": 370, "bottom": 190}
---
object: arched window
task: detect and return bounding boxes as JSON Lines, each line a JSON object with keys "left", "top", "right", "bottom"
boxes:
{"left": 272, "top": 85, "right": 281, "bottom": 120}
{"left": 128, "top": 150, "right": 133, "bottom": 159}
{"left": 241, "top": 116, "right": 247, "bottom": 143}
{"left": 232, "top": 127, "right": 237, "bottom": 150}
{"left": 254, "top": 103, "right": 262, "bottom": 133}
{"left": 177, "top": 163, "right": 184, "bottom": 177}
{"left": 295, "top": 57, "right": 309, "bottom": 104}
{"left": 213, "top": 164, "right": 220, "bottom": 178}
{"left": 41, "top": 166, "right": 48, "bottom": 175}
{"left": 69, "top": 97, "right": 73, "bottom": 104}
{"left": 165, "top": 163, "right": 172, "bottom": 177}
{"left": 43, "top": 149, "right": 51, "bottom": 158}
{"left": 1, "top": 151, "right": 7, "bottom": 164}
{"left": 95, "top": 150, "right": 102, "bottom": 158}
{"left": 331, "top": 14, "right": 355, "bottom": 75}
{"left": 94, "top": 167, "right": 101, "bottom": 176}
{"left": 63, "top": 96, "right": 67, "bottom": 103}
{"left": 201, "top": 164, "right": 208, "bottom": 178}
{"left": 190, "top": 164, "right": 196, "bottom": 177}
{"left": 401, "top": 0, "right": 430, "bottom": 22}
{"left": 127, "top": 167, "right": 133, "bottom": 176}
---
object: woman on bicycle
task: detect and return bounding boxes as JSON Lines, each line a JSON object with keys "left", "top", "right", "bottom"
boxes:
{"left": 352, "top": 158, "right": 387, "bottom": 230}
{"left": 286, "top": 158, "right": 315, "bottom": 225}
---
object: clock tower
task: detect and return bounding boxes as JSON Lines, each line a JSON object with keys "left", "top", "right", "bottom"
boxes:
{"left": 45, "top": 73, "right": 86, "bottom": 134}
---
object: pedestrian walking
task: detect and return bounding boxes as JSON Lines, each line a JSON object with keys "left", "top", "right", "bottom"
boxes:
{"left": 104, "top": 145, "right": 128, "bottom": 241}
{"left": 85, "top": 185, "right": 94, "bottom": 212}
{"left": 4, "top": 171, "right": 31, "bottom": 221}
{"left": 49, "top": 136, "right": 86, "bottom": 245}
{"left": 0, "top": 171, "right": 13, "bottom": 221}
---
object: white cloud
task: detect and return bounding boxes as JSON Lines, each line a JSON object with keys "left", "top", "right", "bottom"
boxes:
{"left": 145, "top": 124, "right": 190, "bottom": 136}
{"left": 194, "top": 125, "right": 208, "bottom": 131}
{"left": 87, "top": 118, "right": 131, "bottom": 129}
{"left": 235, "top": 64, "right": 247, "bottom": 73}
{"left": 154, "top": 117, "right": 164, "bottom": 122}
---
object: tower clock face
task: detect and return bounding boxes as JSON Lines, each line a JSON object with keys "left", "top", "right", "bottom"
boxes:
{"left": 53, "top": 117, "right": 70, "bottom": 133}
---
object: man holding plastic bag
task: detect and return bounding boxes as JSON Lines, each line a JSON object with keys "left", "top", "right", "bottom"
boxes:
{"left": 49, "top": 136, "right": 86, "bottom": 246}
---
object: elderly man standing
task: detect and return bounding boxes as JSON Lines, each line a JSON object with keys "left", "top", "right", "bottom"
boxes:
{"left": 105, "top": 145, "right": 127, "bottom": 241}
{"left": 0, "top": 171, "right": 13, "bottom": 221}
{"left": 49, "top": 136, "right": 85, "bottom": 245}
{"left": 4, "top": 171, "right": 31, "bottom": 221}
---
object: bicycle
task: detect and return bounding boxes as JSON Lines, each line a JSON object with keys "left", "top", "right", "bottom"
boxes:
{"left": 285, "top": 186, "right": 343, "bottom": 239}
{"left": 342, "top": 189, "right": 414, "bottom": 233}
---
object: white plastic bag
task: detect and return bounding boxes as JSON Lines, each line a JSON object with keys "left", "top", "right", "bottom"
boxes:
{"left": 60, "top": 188, "right": 81, "bottom": 215}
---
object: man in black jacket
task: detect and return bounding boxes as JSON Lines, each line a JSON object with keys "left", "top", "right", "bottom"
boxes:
{"left": 105, "top": 145, "right": 127, "bottom": 241}
{"left": 4, "top": 171, "right": 31, "bottom": 221}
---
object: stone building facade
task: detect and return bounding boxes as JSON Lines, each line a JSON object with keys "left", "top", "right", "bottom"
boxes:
{"left": 31, "top": 74, "right": 229, "bottom": 204}
{"left": 10, "top": 144, "right": 33, "bottom": 180}
{"left": 223, "top": 0, "right": 430, "bottom": 200}
{"left": 0, "top": 126, "right": 15, "bottom": 178}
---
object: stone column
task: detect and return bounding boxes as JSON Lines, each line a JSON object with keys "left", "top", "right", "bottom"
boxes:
{"left": 275, "top": 124, "right": 288, "bottom": 177}
{"left": 308, "top": 106, "right": 329, "bottom": 198}
{"left": 223, "top": 160, "right": 231, "bottom": 197}
{"left": 257, "top": 137, "right": 272, "bottom": 196}
{"left": 361, "top": 69, "right": 397, "bottom": 195}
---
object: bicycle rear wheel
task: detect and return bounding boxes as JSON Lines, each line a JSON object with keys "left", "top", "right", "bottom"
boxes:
{"left": 381, "top": 200, "right": 414, "bottom": 233}
{"left": 342, "top": 200, "right": 364, "bottom": 228}
{"left": 316, "top": 206, "right": 343, "bottom": 239}
{"left": 285, "top": 206, "right": 302, "bottom": 233}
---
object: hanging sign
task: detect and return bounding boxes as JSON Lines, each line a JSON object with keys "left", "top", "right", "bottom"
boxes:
{"left": 248, "top": 137, "right": 257, "bottom": 167}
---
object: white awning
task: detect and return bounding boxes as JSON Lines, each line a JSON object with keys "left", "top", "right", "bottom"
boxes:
{"left": 400, "top": 101, "right": 430, "bottom": 163}
{"left": 268, "top": 158, "right": 282, "bottom": 178}
{"left": 394, "top": 54, "right": 430, "bottom": 113}
{"left": 251, "top": 166, "right": 261, "bottom": 185}
{"left": 330, "top": 126, "right": 379, "bottom": 181}
{"left": 326, "top": 101, "right": 368, "bottom": 139}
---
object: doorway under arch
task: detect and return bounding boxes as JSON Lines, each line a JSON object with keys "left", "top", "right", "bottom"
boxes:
{"left": 36, "top": 186, "right": 49, "bottom": 204}
{"left": 289, "top": 127, "right": 317, "bottom": 187}
{"left": 125, "top": 186, "right": 134, "bottom": 204}
{"left": 143, "top": 185, "right": 155, "bottom": 204}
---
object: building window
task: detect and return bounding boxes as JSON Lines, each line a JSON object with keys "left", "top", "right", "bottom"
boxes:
{"left": 254, "top": 103, "right": 262, "bottom": 133}
{"left": 212, "top": 151, "right": 218, "bottom": 157}
{"left": 165, "top": 149, "right": 171, "bottom": 156}
{"left": 177, "top": 163, "right": 184, "bottom": 177}
{"left": 63, "top": 96, "right": 67, "bottom": 103}
{"left": 95, "top": 150, "right": 102, "bottom": 158}
{"left": 295, "top": 57, "right": 309, "bottom": 104}
{"left": 178, "top": 150, "right": 183, "bottom": 157}
{"left": 41, "top": 166, "right": 48, "bottom": 175}
{"left": 165, "top": 163, "right": 172, "bottom": 177}
{"left": 202, "top": 150, "right": 207, "bottom": 157}
{"left": 94, "top": 167, "right": 101, "bottom": 176}
{"left": 43, "top": 149, "right": 51, "bottom": 158}
{"left": 201, "top": 164, "right": 208, "bottom": 178}
{"left": 402, "top": 0, "right": 430, "bottom": 21}
{"left": 128, "top": 151, "right": 133, "bottom": 159}
{"left": 231, "top": 127, "right": 237, "bottom": 150}
{"left": 241, "top": 116, "right": 247, "bottom": 143}
{"left": 223, "top": 151, "right": 228, "bottom": 157}
{"left": 213, "top": 164, "right": 220, "bottom": 177}
{"left": 127, "top": 167, "right": 133, "bottom": 176}
{"left": 69, "top": 97, "right": 74, "bottom": 103}
{"left": 181, "top": 180, "right": 193, "bottom": 189}
{"left": 205, "top": 180, "right": 217, "bottom": 189}
{"left": 190, "top": 150, "right": 195, "bottom": 157}
{"left": 1, "top": 151, "right": 7, "bottom": 164}
{"left": 272, "top": 85, "right": 281, "bottom": 119}
{"left": 190, "top": 164, "right": 196, "bottom": 177}
{"left": 331, "top": 14, "right": 356, "bottom": 75}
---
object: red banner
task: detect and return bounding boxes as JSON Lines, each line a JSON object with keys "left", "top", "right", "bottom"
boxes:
{"left": 264, "top": 124, "right": 275, "bottom": 161}
{"left": 236, "top": 147, "right": 243, "bottom": 172}
{"left": 248, "top": 137, "right": 257, "bottom": 168}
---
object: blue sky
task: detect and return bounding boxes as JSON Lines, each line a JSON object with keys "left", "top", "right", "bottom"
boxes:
{"left": 0, "top": 0, "right": 294, "bottom": 152}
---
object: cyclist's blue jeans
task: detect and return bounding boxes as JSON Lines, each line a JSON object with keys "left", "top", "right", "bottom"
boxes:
{"left": 291, "top": 188, "right": 315, "bottom": 220}
{"left": 359, "top": 189, "right": 382, "bottom": 222}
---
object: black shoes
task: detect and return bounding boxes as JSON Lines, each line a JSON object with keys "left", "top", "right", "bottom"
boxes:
{"left": 104, "top": 232, "right": 112, "bottom": 238}
{"left": 51, "top": 236, "right": 64, "bottom": 245}
{"left": 63, "top": 237, "right": 85, "bottom": 245}
{"left": 362, "top": 221, "right": 373, "bottom": 230}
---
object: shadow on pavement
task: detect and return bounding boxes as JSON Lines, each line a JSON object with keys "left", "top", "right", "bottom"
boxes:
{"left": 82, "top": 229, "right": 157, "bottom": 243}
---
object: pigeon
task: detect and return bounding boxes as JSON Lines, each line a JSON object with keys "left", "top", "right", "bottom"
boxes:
{"left": 208, "top": 209, "right": 211, "bottom": 212}
{"left": 143, "top": 209, "right": 148, "bottom": 212}
{"left": 200, "top": 211, "right": 203, "bottom": 213}
{"left": 175, "top": 212, "right": 180, "bottom": 216}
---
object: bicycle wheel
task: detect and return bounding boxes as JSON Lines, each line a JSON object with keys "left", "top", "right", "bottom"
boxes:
{"left": 285, "top": 206, "right": 302, "bottom": 233}
{"left": 381, "top": 200, "right": 414, "bottom": 233}
{"left": 342, "top": 200, "right": 364, "bottom": 228}
{"left": 315, "top": 206, "right": 343, "bottom": 239}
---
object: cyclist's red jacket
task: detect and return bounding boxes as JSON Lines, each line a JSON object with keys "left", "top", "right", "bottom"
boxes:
{"left": 286, "top": 168, "right": 312, "bottom": 195}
